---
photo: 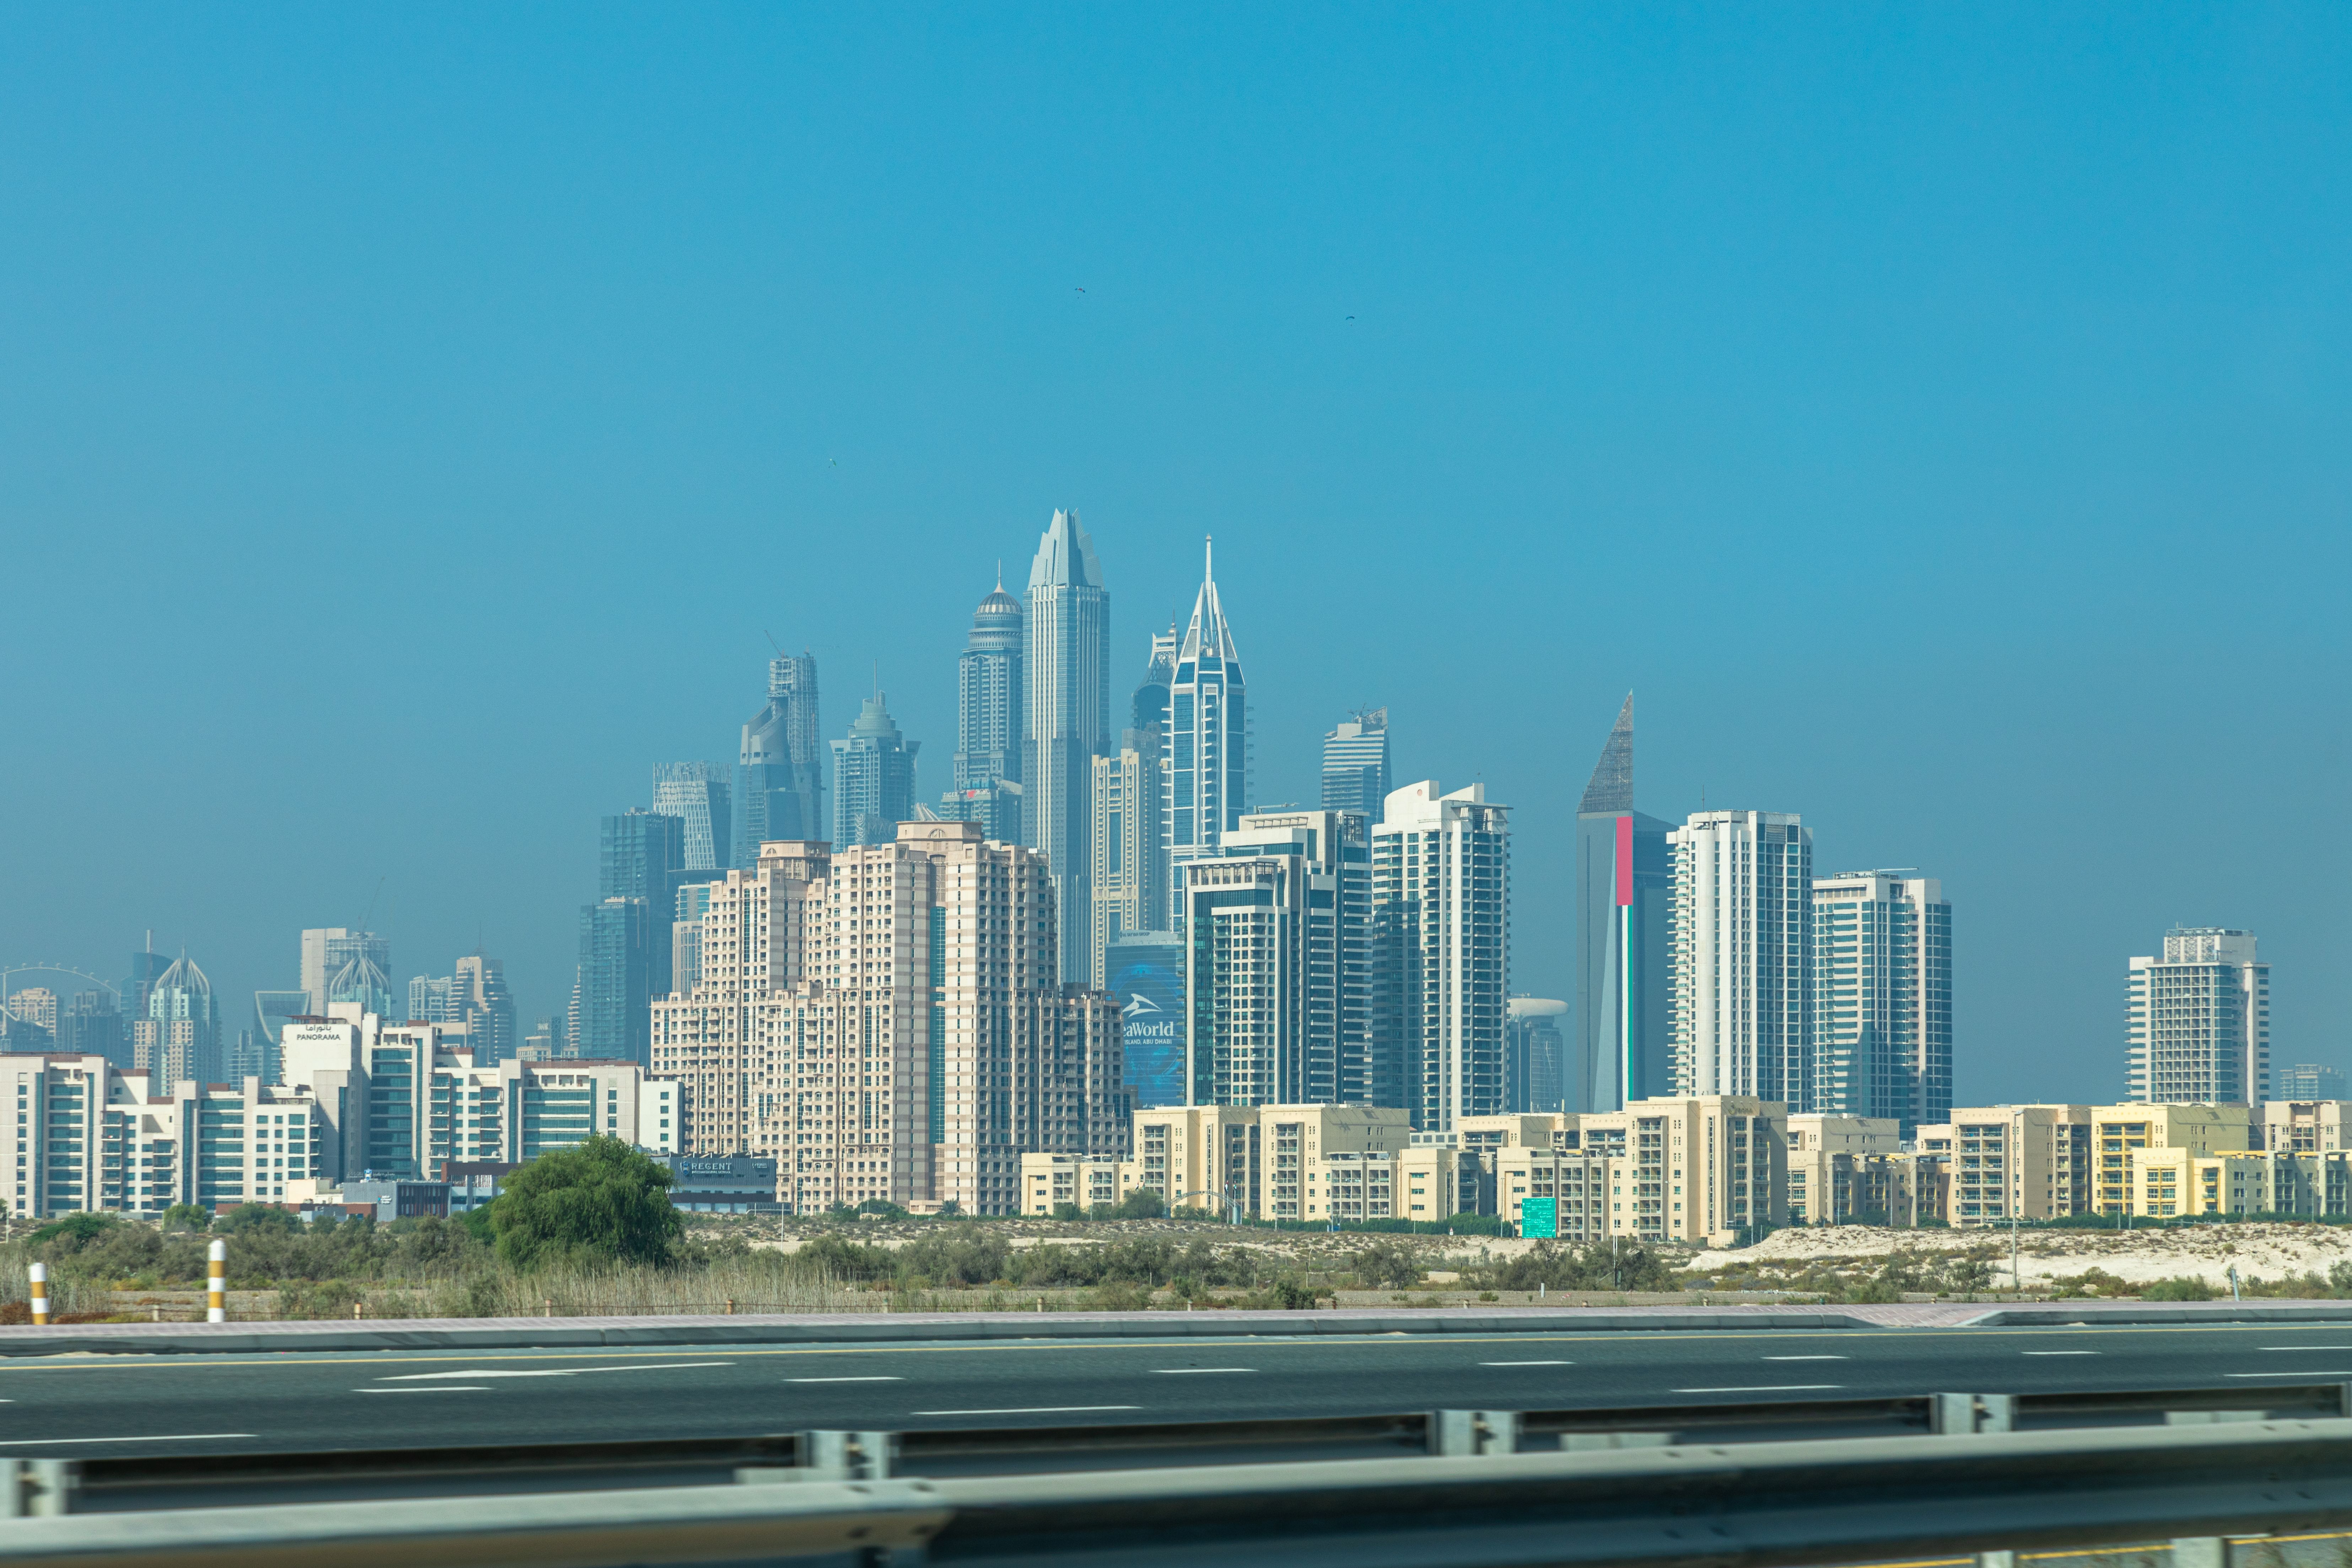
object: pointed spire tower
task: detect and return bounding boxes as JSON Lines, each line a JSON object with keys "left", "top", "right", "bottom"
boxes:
{"left": 1574, "top": 693, "right": 1667, "bottom": 1115}
{"left": 1165, "top": 535, "right": 1248, "bottom": 922}
{"left": 1577, "top": 695, "right": 1634, "bottom": 814}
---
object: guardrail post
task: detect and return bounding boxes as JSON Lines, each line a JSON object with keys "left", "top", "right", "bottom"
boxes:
{"left": 206, "top": 1239, "right": 226, "bottom": 1323}
{"left": 1931, "top": 1393, "right": 2011, "bottom": 1434}
{"left": 799, "top": 1429, "right": 897, "bottom": 1480}
{"left": 1430, "top": 1410, "right": 1519, "bottom": 1456}
{"left": 2172, "top": 1539, "right": 2226, "bottom": 1568}
{"left": 2, "top": 1459, "right": 79, "bottom": 1517}
{"left": 28, "top": 1262, "right": 48, "bottom": 1325}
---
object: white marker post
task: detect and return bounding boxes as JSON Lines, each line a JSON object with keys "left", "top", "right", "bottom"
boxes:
{"left": 206, "top": 1238, "right": 226, "bottom": 1323}
{"left": 28, "top": 1261, "right": 49, "bottom": 1326}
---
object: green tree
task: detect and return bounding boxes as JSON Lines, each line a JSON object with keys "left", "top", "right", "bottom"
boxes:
{"left": 1113, "top": 1188, "right": 1166, "bottom": 1220}
{"left": 488, "top": 1136, "right": 682, "bottom": 1269}
{"left": 161, "top": 1203, "right": 211, "bottom": 1233}
{"left": 217, "top": 1203, "right": 301, "bottom": 1235}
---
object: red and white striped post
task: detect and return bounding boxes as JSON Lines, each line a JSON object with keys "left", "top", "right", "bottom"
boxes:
{"left": 28, "top": 1262, "right": 49, "bottom": 1326}
{"left": 206, "top": 1239, "right": 226, "bottom": 1323}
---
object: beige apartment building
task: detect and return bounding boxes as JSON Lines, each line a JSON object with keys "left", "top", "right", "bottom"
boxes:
{"left": 1129, "top": 1102, "right": 1409, "bottom": 1219}
{"left": 652, "top": 822, "right": 1126, "bottom": 1217}
{"left": 1912, "top": 1103, "right": 2258, "bottom": 1225}
{"left": 2260, "top": 1101, "right": 2352, "bottom": 1153}
{"left": 1457, "top": 1095, "right": 1787, "bottom": 1244}
{"left": 1027, "top": 1105, "right": 1456, "bottom": 1223}
{"left": 1785, "top": 1114, "right": 1901, "bottom": 1225}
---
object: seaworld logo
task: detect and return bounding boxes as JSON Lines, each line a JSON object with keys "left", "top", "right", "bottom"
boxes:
{"left": 1122, "top": 992, "right": 1179, "bottom": 1036}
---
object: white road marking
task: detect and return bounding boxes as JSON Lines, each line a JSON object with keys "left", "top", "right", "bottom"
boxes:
{"left": 2227, "top": 1370, "right": 2352, "bottom": 1378}
{"left": 0, "top": 1433, "right": 256, "bottom": 1445}
{"left": 1480, "top": 1360, "right": 1573, "bottom": 1366}
{"left": 2262, "top": 1346, "right": 2352, "bottom": 1351}
{"left": 2021, "top": 1351, "right": 2100, "bottom": 1357}
{"left": 1763, "top": 1355, "right": 1847, "bottom": 1361}
{"left": 912, "top": 1405, "right": 1142, "bottom": 1416}
{"left": 378, "top": 1363, "right": 733, "bottom": 1382}
{"left": 1671, "top": 1384, "right": 1842, "bottom": 1394}
{"left": 788, "top": 1376, "right": 905, "bottom": 1383}
{"left": 357, "top": 1387, "right": 491, "bottom": 1394}
{"left": 1151, "top": 1368, "right": 1256, "bottom": 1374}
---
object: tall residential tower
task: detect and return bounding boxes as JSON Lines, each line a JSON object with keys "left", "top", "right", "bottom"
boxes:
{"left": 1022, "top": 511, "right": 1110, "bottom": 983}
{"left": 1667, "top": 810, "right": 1814, "bottom": 1109}
{"left": 1164, "top": 541, "right": 1248, "bottom": 924}
{"left": 1321, "top": 708, "right": 1390, "bottom": 815}
{"left": 2127, "top": 927, "right": 2269, "bottom": 1105}
{"left": 1811, "top": 871, "right": 1951, "bottom": 1134}
{"left": 1371, "top": 781, "right": 1511, "bottom": 1133}
{"left": 944, "top": 576, "right": 1024, "bottom": 842}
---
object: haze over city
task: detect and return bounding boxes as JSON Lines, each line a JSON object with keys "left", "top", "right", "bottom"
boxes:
{"left": 3, "top": 7, "right": 2346, "bottom": 1107}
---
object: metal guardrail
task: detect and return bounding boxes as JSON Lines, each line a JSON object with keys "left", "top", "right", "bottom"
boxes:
{"left": 33, "top": 1380, "right": 2352, "bottom": 1513}
{"left": 15, "top": 1416, "right": 2352, "bottom": 1567}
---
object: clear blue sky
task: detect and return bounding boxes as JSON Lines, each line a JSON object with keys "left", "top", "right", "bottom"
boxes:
{"left": 4, "top": 6, "right": 2345, "bottom": 1103}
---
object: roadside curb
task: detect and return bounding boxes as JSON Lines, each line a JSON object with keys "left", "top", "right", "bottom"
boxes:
{"left": 6, "top": 1298, "right": 2350, "bottom": 1355}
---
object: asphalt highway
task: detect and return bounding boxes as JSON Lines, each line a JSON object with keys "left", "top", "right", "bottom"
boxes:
{"left": 8, "top": 1319, "right": 2352, "bottom": 1457}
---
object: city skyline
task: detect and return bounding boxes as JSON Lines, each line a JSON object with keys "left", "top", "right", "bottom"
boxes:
{"left": 5, "top": 10, "right": 2345, "bottom": 1107}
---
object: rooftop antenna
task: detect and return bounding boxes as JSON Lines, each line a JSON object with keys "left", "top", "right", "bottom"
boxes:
{"left": 360, "top": 876, "right": 385, "bottom": 936}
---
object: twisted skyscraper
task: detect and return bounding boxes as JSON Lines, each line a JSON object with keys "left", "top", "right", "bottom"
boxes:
{"left": 1021, "top": 511, "right": 1109, "bottom": 982}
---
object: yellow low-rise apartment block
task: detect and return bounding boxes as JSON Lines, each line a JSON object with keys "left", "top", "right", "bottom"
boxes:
{"left": 1459, "top": 1096, "right": 1787, "bottom": 1245}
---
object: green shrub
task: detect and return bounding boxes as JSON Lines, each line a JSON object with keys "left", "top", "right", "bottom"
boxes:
{"left": 2142, "top": 1275, "right": 2216, "bottom": 1301}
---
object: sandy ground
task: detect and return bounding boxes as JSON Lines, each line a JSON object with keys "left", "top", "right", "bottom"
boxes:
{"left": 1691, "top": 1223, "right": 2352, "bottom": 1289}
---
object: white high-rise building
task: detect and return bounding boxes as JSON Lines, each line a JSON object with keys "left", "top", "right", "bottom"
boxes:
{"left": 2127, "top": 927, "right": 2270, "bottom": 1105}
{"left": 1371, "top": 781, "right": 1511, "bottom": 1133}
{"left": 1667, "top": 811, "right": 1814, "bottom": 1110}
{"left": 1022, "top": 511, "right": 1110, "bottom": 984}
{"left": 1164, "top": 540, "right": 1248, "bottom": 924}
{"left": 1181, "top": 808, "right": 1370, "bottom": 1109}
{"left": 1811, "top": 871, "right": 1951, "bottom": 1135}
{"left": 1321, "top": 707, "right": 1390, "bottom": 815}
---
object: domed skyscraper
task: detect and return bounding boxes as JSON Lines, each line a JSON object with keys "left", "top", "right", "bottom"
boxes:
{"left": 938, "top": 569, "right": 1025, "bottom": 845}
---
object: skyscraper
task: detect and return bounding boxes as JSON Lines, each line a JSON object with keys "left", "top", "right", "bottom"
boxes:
{"left": 1132, "top": 625, "right": 1176, "bottom": 731}
{"left": 1165, "top": 540, "right": 1247, "bottom": 925}
{"left": 300, "top": 929, "right": 392, "bottom": 1018}
{"left": 2127, "top": 927, "right": 2270, "bottom": 1105}
{"left": 1507, "top": 996, "right": 1571, "bottom": 1114}
{"left": 736, "top": 649, "right": 824, "bottom": 866}
{"left": 830, "top": 691, "right": 918, "bottom": 848}
{"left": 944, "top": 576, "right": 1024, "bottom": 843}
{"left": 134, "top": 953, "right": 220, "bottom": 1087}
{"left": 1667, "top": 810, "right": 1814, "bottom": 1109}
{"left": 1370, "top": 781, "right": 1511, "bottom": 1132}
{"left": 452, "top": 953, "right": 517, "bottom": 1066}
{"left": 601, "top": 808, "right": 686, "bottom": 997}
{"left": 122, "top": 942, "right": 171, "bottom": 1027}
{"left": 1022, "top": 510, "right": 1110, "bottom": 982}
{"left": 324, "top": 938, "right": 396, "bottom": 1020}
{"left": 1181, "top": 808, "right": 1370, "bottom": 1108}
{"left": 1321, "top": 708, "right": 1390, "bottom": 815}
{"left": 60, "top": 990, "right": 126, "bottom": 1068}
{"left": 1811, "top": 871, "right": 1952, "bottom": 1135}
{"left": 653, "top": 761, "right": 732, "bottom": 872}
{"left": 1089, "top": 727, "right": 1165, "bottom": 986}
{"left": 1573, "top": 697, "right": 1672, "bottom": 1112}
{"left": 576, "top": 898, "right": 652, "bottom": 1063}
